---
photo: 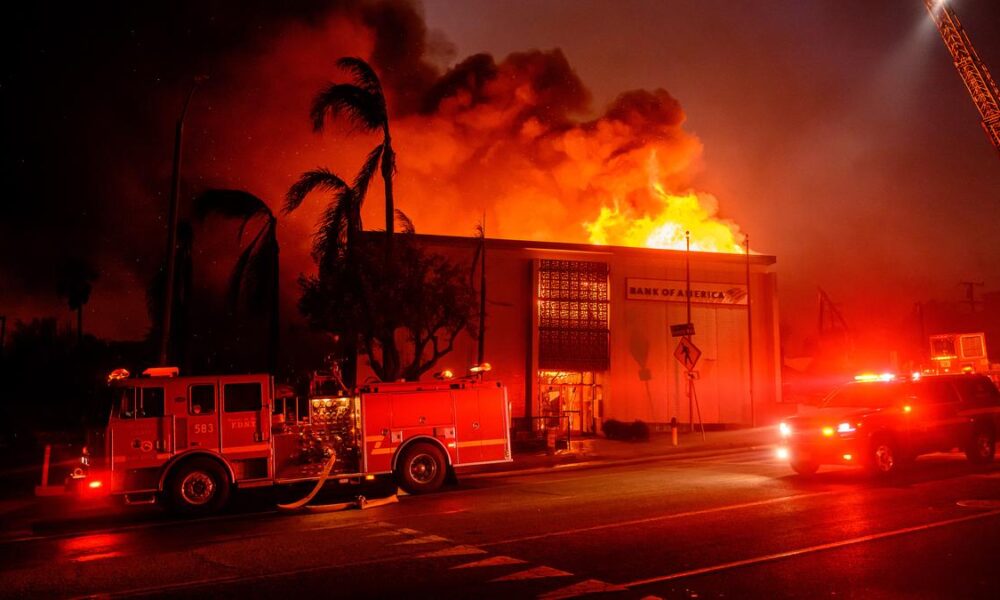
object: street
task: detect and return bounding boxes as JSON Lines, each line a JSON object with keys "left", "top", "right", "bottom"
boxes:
{"left": 2, "top": 448, "right": 999, "bottom": 599}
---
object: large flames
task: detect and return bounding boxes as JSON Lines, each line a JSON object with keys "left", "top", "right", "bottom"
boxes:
{"left": 584, "top": 158, "right": 746, "bottom": 254}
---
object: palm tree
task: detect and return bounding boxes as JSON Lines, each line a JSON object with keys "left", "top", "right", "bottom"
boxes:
{"left": 310, "top": 57, "right": 395, "bottom": 263}
{"left": 195, "top": 189, "right": 280, "bottom": 374}
{"left": 56, "top": 259, "right": 98, "bottom": 345}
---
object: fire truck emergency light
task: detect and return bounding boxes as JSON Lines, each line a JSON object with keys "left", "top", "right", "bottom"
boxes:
{"left": 143, "top": 367, "right": 179, "bottom": 378}
{"left": 469, "top": 362, "right": 492, "bottom": 374}
{"left": 107, "top": 368, "right": 130, "bottom": 382}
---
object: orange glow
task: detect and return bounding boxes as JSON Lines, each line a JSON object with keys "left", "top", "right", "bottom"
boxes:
{"left": 776, "top": 447, "right": 789, "bottom": 460}
{"left": 584, "top": 154, "right": 744, "bottom": 253}
{"left": 822, "top": 427, "right": 835, "bottom": 437}
{"left": 903, "top": 405, "right": 912, "bottom": 413}
{"left": 88, "top": 480, "right": 103, "bottom": 489}
{"left": 843, "top": 454, "right": 853, "bottom": 461}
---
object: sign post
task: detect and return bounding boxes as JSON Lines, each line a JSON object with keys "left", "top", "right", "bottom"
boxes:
{"left": 674, "top": 335, "right": 705, "bottom": 440}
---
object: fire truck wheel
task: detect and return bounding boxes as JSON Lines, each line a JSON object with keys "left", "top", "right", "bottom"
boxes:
{"left": 396, "top": 442, "right": 447, "bottom": 494}
{"left": 965, "top": 427, "right": 996, "bottom": 465}
{"left": 167, "top": 458, "right": 231, "bottom": 515}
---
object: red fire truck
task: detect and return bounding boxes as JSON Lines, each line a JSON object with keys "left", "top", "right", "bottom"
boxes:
{"left": 69, "top": 367, "right": 511, "bottom": 514}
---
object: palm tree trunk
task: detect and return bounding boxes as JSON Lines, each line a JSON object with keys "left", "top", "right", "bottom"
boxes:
{"left": 381, "top": 134, "right": 395, "bottom": 267}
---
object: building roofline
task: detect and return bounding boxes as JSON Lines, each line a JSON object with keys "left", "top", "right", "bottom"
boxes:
{"left": 404, "top": 232, "right": 776, "bottom": 266}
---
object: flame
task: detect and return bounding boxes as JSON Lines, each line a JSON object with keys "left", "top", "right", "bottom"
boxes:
{"left": 585, "top": 184, "right": 745, "bottom": 253}
{"left": 585, "top": 153, "right": 746, "bottom": 253}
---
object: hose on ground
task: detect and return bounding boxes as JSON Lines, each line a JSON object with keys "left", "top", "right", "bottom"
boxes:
{"left": 276, "top": 450, "right": 399, "bottom": 512}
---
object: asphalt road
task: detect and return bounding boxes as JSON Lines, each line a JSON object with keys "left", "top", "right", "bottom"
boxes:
{"left": 2, "top": 449, "right": 999, "bottom": 599}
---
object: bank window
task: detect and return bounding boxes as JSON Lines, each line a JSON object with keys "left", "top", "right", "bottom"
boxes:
{"left": 190, "top": 385, "right": 216, "bottom": 415}
{"left": 224, "top": 383, "right": 262, "bottom": 413}
{"left": 537, "top": 259, "right": 610, "bottom": 371}
{"left": 139, "top": 387, "right": 164, "bottom": 418}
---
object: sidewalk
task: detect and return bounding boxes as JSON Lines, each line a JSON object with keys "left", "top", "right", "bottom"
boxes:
{"left": 465, "top": 424, "right": 779, "bottom": 477}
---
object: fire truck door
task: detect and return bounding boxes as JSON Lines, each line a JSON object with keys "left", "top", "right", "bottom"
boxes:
{"left": 111, "top": 386, "right": 168, "bottom": 474}
{"left": 453, "top": 389, "right": 483, "bottom": 464}
{"left": 477, "top": 386, "right": 509, "bottom": 462}
{"left": 220, "top": 381, "right": 270, "bottom": 465}
{"left": 186, "top": 383, "right": 220, "bottom": 451}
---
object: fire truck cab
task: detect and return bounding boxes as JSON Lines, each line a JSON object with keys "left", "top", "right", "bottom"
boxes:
{"left": 71, "top": 368, "right": 511, "bottom": 514}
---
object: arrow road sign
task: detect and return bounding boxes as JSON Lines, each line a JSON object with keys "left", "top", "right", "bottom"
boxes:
{"left": 674, "top": 336, "right": 701, "bottom": 371}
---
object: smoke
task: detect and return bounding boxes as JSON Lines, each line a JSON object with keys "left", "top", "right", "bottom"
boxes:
{"left": 3, "top": 0, "right": 721, "bottom": 339}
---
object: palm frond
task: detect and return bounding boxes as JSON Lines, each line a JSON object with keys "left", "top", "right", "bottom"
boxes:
{"left": 194, "top": 189, "right": 270, "bottom": 222}
{"left": 336, "top": 57, "right": 383, "bottom": 96}
{"left": 315, "top": 188, "right": 356, "bottom": 266}
{"left": 310, "top": 84, "right": 385, "bottom": 133}
{"left": 285, "top": 168, "right": 349, "bottom": 214}
{"left": 353, "top": 145, "right": 384, "bottom": 201}
{"left": 395, "top": 209, "right": 415, "bottom": 234}
{"left": 226, "top": 224, "right": 268, "bottom": 309}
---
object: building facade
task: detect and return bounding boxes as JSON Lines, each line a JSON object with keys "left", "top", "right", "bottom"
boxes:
{"left": 360, "top": 234, "right": 782, "bottom": 433}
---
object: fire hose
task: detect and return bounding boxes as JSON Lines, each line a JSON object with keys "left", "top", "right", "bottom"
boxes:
{"left": 276, "top": 449, "right": 399, "bottom": 512}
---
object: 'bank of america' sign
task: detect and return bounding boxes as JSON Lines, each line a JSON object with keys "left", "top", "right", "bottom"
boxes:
{"left": 626, "top": 278, "right": 748, "bottom": 306}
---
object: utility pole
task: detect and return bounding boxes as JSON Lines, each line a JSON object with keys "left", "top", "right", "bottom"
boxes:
{"left": 159, "top": 76, "right": 207, "bottom": 366}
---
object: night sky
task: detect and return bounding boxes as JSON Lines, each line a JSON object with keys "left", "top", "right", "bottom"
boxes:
{"left": 2, "top": 0, "right": 999, "bottom": 355}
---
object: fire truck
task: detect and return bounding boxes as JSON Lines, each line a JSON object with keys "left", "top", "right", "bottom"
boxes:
{"left": 69, "top": 367, "right": 511, "bottom": 514}
{"left": 926, "top": 332, "right": 998, "bottom": 381}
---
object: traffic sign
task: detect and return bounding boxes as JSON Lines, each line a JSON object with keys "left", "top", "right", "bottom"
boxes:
{"left": 674, "top": 336, "right": 701, "bottom": 371}
{"left": 670, "top": 322, "right": 695, "bottom": 337}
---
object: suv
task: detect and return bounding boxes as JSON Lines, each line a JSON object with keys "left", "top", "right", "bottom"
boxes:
{"left": 778, "top": 374, "right": 1000, "bottom": 476}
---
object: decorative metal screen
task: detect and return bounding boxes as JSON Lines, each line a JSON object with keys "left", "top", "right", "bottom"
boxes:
{"left": 537, "top": 260, "right": 610, "bottom": 371}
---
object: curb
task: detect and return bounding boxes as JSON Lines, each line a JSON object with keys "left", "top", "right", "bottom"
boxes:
{"left": 464, "top": 443, "right": 776, "bottom": 480}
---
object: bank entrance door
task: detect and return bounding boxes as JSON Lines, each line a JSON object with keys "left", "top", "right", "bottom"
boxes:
{"left": 537, "top": 370, "right": 602, "bottom": 435}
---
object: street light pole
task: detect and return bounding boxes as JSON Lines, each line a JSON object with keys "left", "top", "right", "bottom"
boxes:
{"left": 159, "top": 76, "right": 206, "bottom": 366}
{"left": 685, "top": 230, "right": 692, "bottom": 431}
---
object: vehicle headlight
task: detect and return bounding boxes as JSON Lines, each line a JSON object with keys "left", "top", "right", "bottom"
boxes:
{"left": 837, "top": 422, "right": 856, "bottom": 434}
{"left": 779, "top": 422, "right": 792, "bottom": 438}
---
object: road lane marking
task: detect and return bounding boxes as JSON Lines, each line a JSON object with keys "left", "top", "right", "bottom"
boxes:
{"left": 451, "top": 556, "right": 526, "bottom": 569}
{"left": 540, "top": 579, "right": 628, "bottom": 600}
{"left": 392, "top": 534, "right": 451, "bottom": 545}
{"left": 490, "top": 565, "right": 572, "bottom": 581}
{"left": 416, "top": 545, "right": 487, "bottom": 558}
{"left": 479, "top": 491, "right": 837, "bottom": 547}
{"left": 622, "top": 508, "right": 1000, "bottom": 588}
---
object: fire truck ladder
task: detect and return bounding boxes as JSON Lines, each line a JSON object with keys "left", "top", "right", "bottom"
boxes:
{"left": 923, "top": 0, "right": 1000, "bottom": 157}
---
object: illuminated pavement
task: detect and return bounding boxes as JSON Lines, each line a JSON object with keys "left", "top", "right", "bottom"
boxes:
{"left": 1, "top": 449, "right": 999, "bottom": 598}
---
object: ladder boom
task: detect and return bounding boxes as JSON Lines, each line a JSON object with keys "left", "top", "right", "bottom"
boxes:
{"left": 923, "top": 0, "right": 1000, "bottom": 156}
